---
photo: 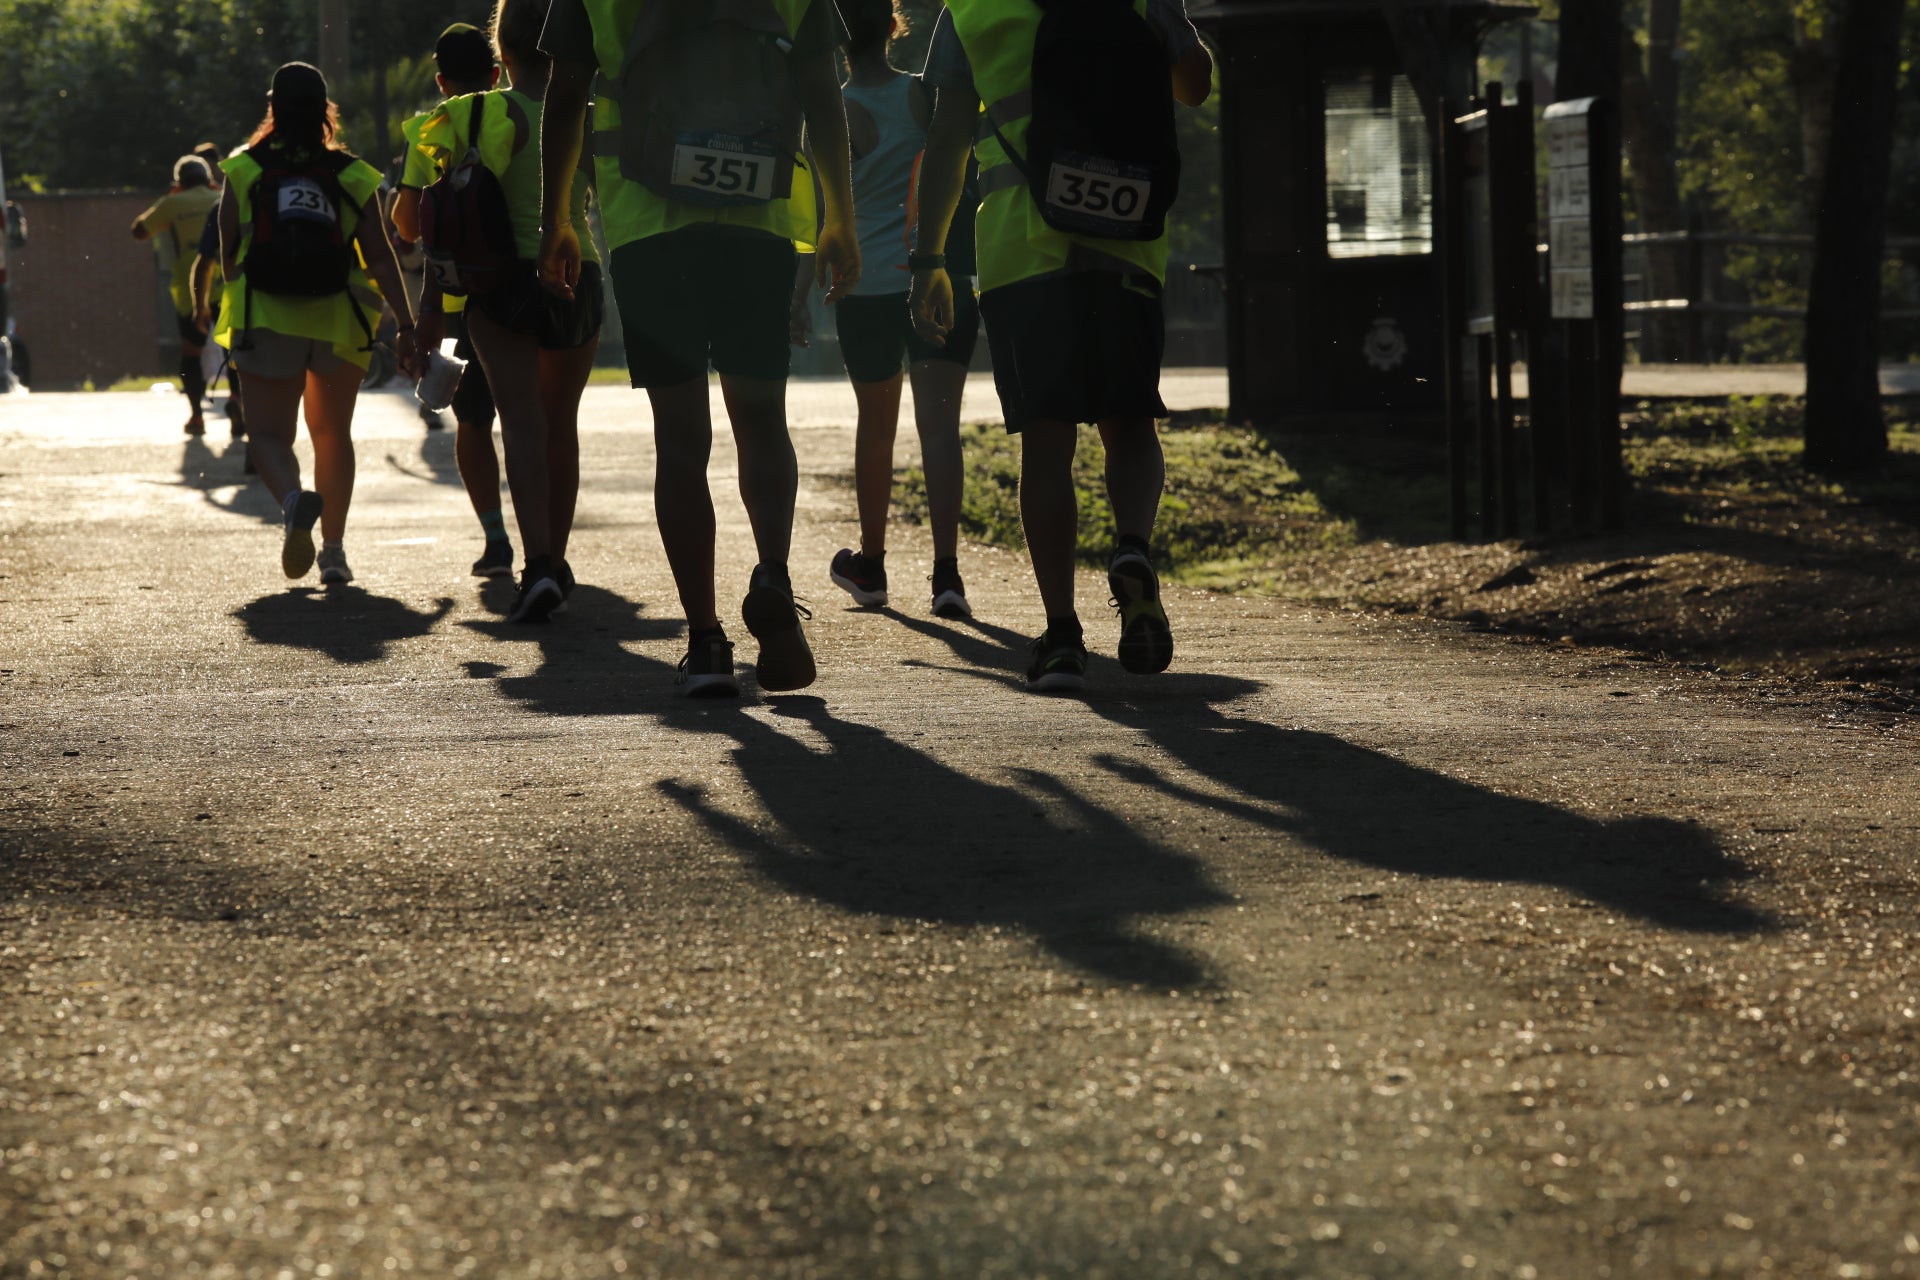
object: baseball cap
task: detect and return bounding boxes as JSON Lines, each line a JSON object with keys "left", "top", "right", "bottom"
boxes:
{"left": 434, "top": 23, "right": 495, "bottom": 83}
{"left": 267, "top": 62, "right": 329, "bottom": 113}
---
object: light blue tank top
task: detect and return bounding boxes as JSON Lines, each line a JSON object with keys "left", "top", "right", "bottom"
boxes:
{"left": 843, "top": 74, "right": 924, "bottom": 298}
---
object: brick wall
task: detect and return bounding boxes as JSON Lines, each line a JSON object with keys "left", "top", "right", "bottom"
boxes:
{"left": 10, "top": 191, "right": 176, "bottom": 391}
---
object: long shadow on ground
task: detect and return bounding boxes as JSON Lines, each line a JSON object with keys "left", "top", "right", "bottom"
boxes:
{"left": 893, "top": 612, "right": 1771, "bottom": 937}
{"left": 234, "top": 586, "right": 455, "bottom": 665}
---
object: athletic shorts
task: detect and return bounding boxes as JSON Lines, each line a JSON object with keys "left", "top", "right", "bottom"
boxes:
{"left": 978, "top": 271, "right": 1167, "bottom": 432}
{"left": 447, "top": 313, "right": 497, "bottom": 432}
{"left": 608, "top": 225, "right": 795, "bottom": 387}
{"left": 834, "top": 287, "right": 979, "bottom": 384}
{"left": 176, "top": 312, "right": 208, "bottom": 347}
{"left": 471, "top": 261, "right": 605, "bottom": 353}
{"left": 228, "top": 329, "right": 349, "bottom": 380}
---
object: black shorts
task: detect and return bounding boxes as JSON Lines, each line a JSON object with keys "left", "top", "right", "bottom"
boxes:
{"left": 834, "top": 288, "right": 979, "bottom": 384}
{"left": 978, "top": 271, "right": 1167, "bottom": 432}
{"left": 608, "top": 225, "right": 795, "bottom": 387}
{"left": 447, "top": 312, "right": 497, "bottom": 431}
{"left": 471, "top": 260, "right": 605, "bottom": 352}
{"left": 176, "top": 312, "right": 208, "bottom": 347}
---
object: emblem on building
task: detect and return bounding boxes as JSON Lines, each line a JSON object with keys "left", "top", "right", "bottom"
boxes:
{"left": 1363, "top": 317, "right": 1408, "bottom": 372}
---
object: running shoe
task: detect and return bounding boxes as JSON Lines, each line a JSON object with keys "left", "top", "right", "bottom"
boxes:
{"left": 281, "top": 490, "right": 324, "bottom": 579}
{"left": 1108, "top": 546, "right": 1173, "bottom": 675}
{"left": 185, "top": 415, "right": 206, "bottom": 437}
{"left": 741, "top": 564, "right": 816, "bottom": 692}
{"left": 508, "top": 556, "right": 563, "bottom": 624}
{"left": 930, "top": 560, "right": 971, "bottom": 619}
{"left": 551, "top": 560, "right": 576, "bottom": 616}
{"left": 1025, "top": 630, "right": 1089, "bottom": 693}
{"left": 471, "top": 538, "right": 513, "bottom": 579}
{"left": 317, "top": 546, "right": 353, "bottom": 585}
{"left": 677, "top": 630, "right": 740, "bottom": 698}
{"left": 829, "top": 548, "right": 888, "bottom": 606}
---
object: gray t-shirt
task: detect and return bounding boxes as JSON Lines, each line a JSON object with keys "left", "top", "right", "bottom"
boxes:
{"left": 921, "top": 0, "right": 1200, "bottom": 95}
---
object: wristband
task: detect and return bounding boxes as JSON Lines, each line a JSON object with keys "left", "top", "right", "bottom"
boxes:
{"left": 907, "top": 252, "right": 946, "bottom": 271}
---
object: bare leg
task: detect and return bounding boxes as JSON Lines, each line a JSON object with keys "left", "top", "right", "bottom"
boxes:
{"left": 1019, "top": 418, "right": 1080, "bottom": 621}
{"left": 1096, "top": 416, "right": 1164, "bottom": 543}
{"left": 454, "top": 418, "right": 504, "bottom": 524}
{"left": 537, "top": 335, "right": 598, "bottom": 562}
{"left": 718, "top": 375, "right": 795, "bottom": 568}
{"left": 849, "top": 373, "right": 904, "bottom": 556}
{"left": 239, "top": 368, "right": 307, "bottom": 503}
{"left": 467, "top": 308, "right": 551, "bottom": 561}
{"left": 301, "top": 360, "right": 363, "bottom": 543}
{"left": 649, "top": 377, "right": 719, "bottom": 630}
{"left": 908, "top": 358, "right": 968, "bottom": 561}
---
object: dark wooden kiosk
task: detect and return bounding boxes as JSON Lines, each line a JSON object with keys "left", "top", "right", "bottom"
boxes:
{"left": 1190, "top": 0, "right": 1532, "bottom": 424}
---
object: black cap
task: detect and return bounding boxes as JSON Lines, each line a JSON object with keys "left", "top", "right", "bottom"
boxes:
{"left": 268, "top": 61, "right": 329, "bottom": 113}
{"left": 434, "top": 23, "right": 494, "bottom": 83}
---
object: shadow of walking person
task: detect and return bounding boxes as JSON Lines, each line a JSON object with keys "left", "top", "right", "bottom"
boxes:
{"left": 656, "top": 696, "right": 1230, "bottom": 990}
{"left": 888, "top": 612, "right": 1770, "bottom": 936}
{"left": 233, "top": 587, "right": 455, "bottom": 665}
{"left": 172, "top": 437, "right": 277, "bottom": 525}
{"left": 460, "top": 585, "right": 687, "bottom": 718}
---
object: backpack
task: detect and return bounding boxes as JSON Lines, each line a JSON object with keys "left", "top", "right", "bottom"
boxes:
{"left": 418, "top": 94, "right": 519, "bottom": 297}
{"left": 988, "top": 0, "right": 1181, "bottom": 242}
{"left": 612, "top": 0, "right": 803, "bottom": 208}
{"left": 241, "top": 144, "right": 359, "bottom": 297}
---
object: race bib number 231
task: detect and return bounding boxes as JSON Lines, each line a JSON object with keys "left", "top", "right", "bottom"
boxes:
{"left": 277, "top": 177, "right": 336, "bottom": 223}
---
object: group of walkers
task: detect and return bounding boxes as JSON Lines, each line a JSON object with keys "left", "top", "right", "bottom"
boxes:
{"left": 168, "top": 0, "right": 1211, "bottom": 696}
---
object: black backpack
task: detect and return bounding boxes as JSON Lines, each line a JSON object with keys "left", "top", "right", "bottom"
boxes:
{"left": 418, "top": 94, "right": 520, "bottom": 296}
{"left": 241, "top": 144, "right": 359, "bottom": 297}
{"left": 988, "top": 0, "right": 1181, "bottom": 242}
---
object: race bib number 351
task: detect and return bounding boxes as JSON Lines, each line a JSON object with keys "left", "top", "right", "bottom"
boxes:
{"left": 1044, "top": 154, "right": 1151, "bottom": 226}
{"left": 670, "top": 134, "right": 778, "bottom": 205}
{"left": 277, "top": 177, "right": 336, "bottom": 223}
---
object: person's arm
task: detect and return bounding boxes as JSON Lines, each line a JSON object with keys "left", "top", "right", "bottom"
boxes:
{"left": 353, "top": 190, "right": 421, "bottom": 377}
{"left": 391, "top": 187, "right": 424, "bottom": 243}
{"left": 537, "top": 56, "right": 595, "bottom": 300}
{"left": 217, "top": 187, "right": 240, "bottom": 282}
{"left": 790, "top": 2, "right": 860, "bottom": 302}
{"left": 1172, "top": 43, "right": 1212, "bottom": 106}
{"left": 190, "top": 255, "right": 216, "bottom": 330}
{"left": 131, "top": 202, "right": 162, "bottom": 242}
{"left": 908, "top": 84, "right": 979, "bottom": 347}
{"left": 412, "top": 273, "right": 447, "bottom": 367}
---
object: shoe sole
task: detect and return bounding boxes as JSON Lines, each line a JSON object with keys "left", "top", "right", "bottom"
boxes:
{"left": 472, "top": 563, "right": 513, "bottom": 579}
{"left": 508, "top": 578, "right": 564, "bottom": 624}
{"left": 281, "top": 492, "right": 323, "bottom": 579}
{"left": 1027, "top": 669, "right": 1088, "bottom": 693}
{"left": 319, "top": 570, "right": 352, "bottom": 585}
{"left": 931, "top": 589, "right": 972, "bottom": 619}
{"left": 742, "top": 586, "right": 817, "bottom": 692}
{"left": 683, "top": 673, "right": 740, "bottom": 698}
{"left": 830, "top": 570, "right": 887, "bottom": 607}
{"left": 1110, "top": 557, "right": 1173, "bottom": 675}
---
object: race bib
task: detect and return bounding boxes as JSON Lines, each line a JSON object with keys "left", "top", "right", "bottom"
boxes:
{"left": 277, "top": 177, "right": 336, "bottom": 223}
{"left": 1044, "top": 152, "right": 1151, "bottom": 227}
{"left": 669, "top": 134, "right": 779, "bottom": 205}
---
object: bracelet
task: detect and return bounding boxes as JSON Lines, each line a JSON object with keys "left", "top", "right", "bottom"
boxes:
{"left": 907, "top": 252, "right": 946, "bottom": 271}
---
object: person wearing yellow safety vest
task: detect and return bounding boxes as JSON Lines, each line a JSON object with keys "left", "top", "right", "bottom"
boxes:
{"left": 214, "top": 62, "right": 424, "bottom": 586}
{"left": 132, "top": 155, "right": 221, "bottom": 437}
{"left": 393, "top": 23, "right": 515, "bottom": 581}
{"left": 536, "top": 0, "right": 862, "bottom": 698}
{"left": 911, "top": 0, "right": 1211, "bottom": 693}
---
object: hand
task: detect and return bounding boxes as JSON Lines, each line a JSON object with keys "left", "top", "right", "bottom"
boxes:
{"left": 909, "top": 267, "right": 954, "bottom": 348}
{"left": 789, "top": 297, "right": 812, "bottom": 348}
{"left": 538, "top": 223, "right": 582, "bottom": 301}
{"left": 394, "top": 326, "right": 425, "bottom": 380}
{"left": 193, "top": 303, "right": 214, "bottom": 333}
{"left": 414, "top": 309, "right": 446, "bottom": 364}
{"left": 813, "top": 217, "right": 861, "bottom": 305}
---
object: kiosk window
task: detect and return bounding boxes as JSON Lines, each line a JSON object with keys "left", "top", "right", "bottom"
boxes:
{"left": 1324, "top": 73, "right": 1432, "bottom": 259}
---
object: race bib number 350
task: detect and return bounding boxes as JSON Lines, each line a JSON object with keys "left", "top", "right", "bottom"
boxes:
{"left": 277, "top": 177, "right": 336, "bottom": 223}
{"left": 670, "top": 134, "right": 778, "bottom": 204}
{"left": 1044, "top": 154, "right": 1151, "bottom": 225}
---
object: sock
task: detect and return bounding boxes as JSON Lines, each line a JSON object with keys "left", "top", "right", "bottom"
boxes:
{"left": 321, "top": 539, "right": 343, "bottom": 552}
{"left": 180, "top": 355, "right": 206, "bottom": 415}
{"left": 860, "top": 549, "right": 886, "bottom": 565}
{"left": 757, "top": 562, "right": 791, "bottom": 585}
{"left": 689, "top": 623, "right": 728, "bottom": 643}
{"left": 1115, "top": 533, "right": 1151, "bottom": 560}
{"left": 1045, "top": 614, "right": 1084, "bottom": 646}
{"left": 479, "top": 509, "right": 508, "bottom": 543}
{"left": 933, "top": 556, "right": 958, "bottom": 571}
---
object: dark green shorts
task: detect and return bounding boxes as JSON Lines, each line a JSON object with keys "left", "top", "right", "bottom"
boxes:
{"left": 833, "top": 288, "right": 980, "bottom": 384}
{"left": 609, "top": 225, "right": 796, "bottom": 387}
{"left": 978, "top": 271, "right": 1167, "bottom": 432}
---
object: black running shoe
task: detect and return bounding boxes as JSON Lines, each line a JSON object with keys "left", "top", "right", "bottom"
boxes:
{"left": 1108, "top": 546, "right": 1173, "bottom": 675}
{"left": 1025, "top": 630, "right": 1089, "bottom": 693}
{"left": 551, "top": 559, "right": 576, "bottom": 616}
{"left": 677, "top": 629, "right": 739, "bottom": 698}
{"left": 508, "top": 556, "right": 563, "bottom": 624}
{"left": 829, "top": 548, "right": 888, "bottom": 606}
{"left": 741, "top": 564, "right": 816, "bottom": 691}
{"left": 930, "top": 560, "right": 971, "bottom": 619}
{"left": 472, "top": 538, "right": 513, "bottom": 579}
{"left": 281, "top": 489, "right": 323, "bottom": 579}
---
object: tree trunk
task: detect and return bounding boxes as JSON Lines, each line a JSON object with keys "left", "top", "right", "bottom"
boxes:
{"left": 1790, "top": 3, "right": 1846, "bottom": 219}
{"left": 1804, "top": 0, "right": 1906, "bottom": 474}
{"left": 1620, "top": 0, "right": 1689, "bottom": 360}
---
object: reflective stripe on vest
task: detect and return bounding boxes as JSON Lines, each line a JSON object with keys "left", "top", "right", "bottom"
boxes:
{"left": 943, "top": 0, "right": 1170, "bottom": 293}
{"left": 580, "top": 0, "right": 816, "bottom": 250}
